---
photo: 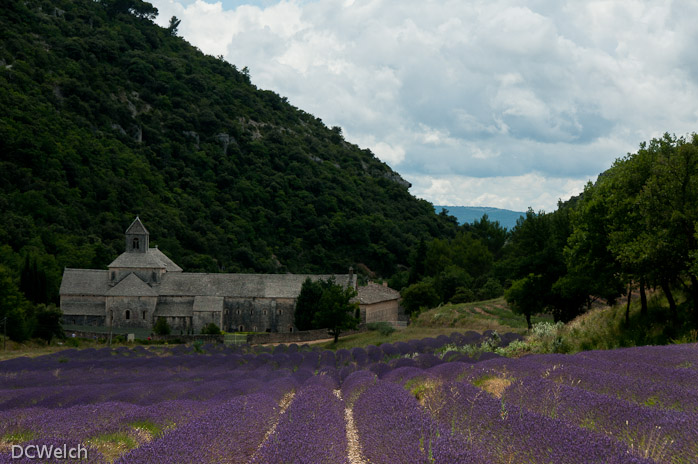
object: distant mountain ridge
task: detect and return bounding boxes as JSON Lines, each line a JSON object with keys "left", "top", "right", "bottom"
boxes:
{"left": 434, "top": 206, "right": 525, "bottom": 230}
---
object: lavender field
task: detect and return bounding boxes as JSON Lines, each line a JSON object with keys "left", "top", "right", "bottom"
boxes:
{"left": 0, "top": 333, "right": 696, "bottom": 463}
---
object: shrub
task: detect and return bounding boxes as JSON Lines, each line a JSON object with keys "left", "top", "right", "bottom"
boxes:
{"left": 366, "top": 322, "right": 395, "bottom": 336}
{"left": 450, "top": 287, "right": 475, "bottom": 304}
{"left": 477, "top": 278, "right": 504, "bottom": 300}
{"left": 153, "top": 317, "right": 171, "bottom": 336}
{"left": 201, "top": 323, "right": 221, "bottom": 335}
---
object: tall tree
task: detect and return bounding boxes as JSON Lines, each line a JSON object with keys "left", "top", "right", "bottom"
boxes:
{"left": 294, "top": 278, "right": 324, "bottom": 331}
{"left": 311, "top": 279, "right": 359, "bottom": 343}
{"left": 505, "top": 273, "right": 545, "bottom": 329}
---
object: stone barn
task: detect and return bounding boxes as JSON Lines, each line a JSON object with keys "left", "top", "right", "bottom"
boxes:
{"left": 355, "top": 282, "right": 401, "bottom": 326}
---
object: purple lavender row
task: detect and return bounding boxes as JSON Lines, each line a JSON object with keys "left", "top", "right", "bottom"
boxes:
{"left": 0, "top": 399, "right": 211, "bottom": 444}
{"left": 467, "top": 352, "right": 698, "bottom": 413}
{"left": 0, "top": 330, "right": 496, "bottom": 375}
{"left": 577, "top": 343, "right": 698, "bottom": 371}
{"left": 425, "top": 377, "right": 652, "bottom": 464}
{"left": 0, "top": 363, "right": 302, "bottom": 409}
{"left": 115, "top": 392, "right": 281, "bottom": 464}
{"left": 573, "top": 348, "right": 698, "bottom": 390}
{"left": 251, "top": 382, "right": 348, "bottom": 464}
{"left": 340, "top": 370, "right": 377, "bottom": 406}
{"left": 495, "top": 347, "right": 698, "bottom": 393}
{"left": 532, "top": 362, "right": 698, "bottom": 413}
{"left": 351, "top": 379, "right": 440, "bottom": 464}
{"left": 502, "top": 376, "right": 698, "bottom": 463}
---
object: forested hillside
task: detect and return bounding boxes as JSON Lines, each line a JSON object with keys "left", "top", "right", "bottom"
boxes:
{"left": 0, "top": 0, "right": 460, "bottom": 308}
{"left": 405, "top": 133, "right": 698, "bottom": 342}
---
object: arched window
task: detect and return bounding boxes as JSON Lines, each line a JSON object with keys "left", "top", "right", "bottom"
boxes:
{"left": 125, "top": 310, "right": 131, "bottom": 320}
{"left": 142, "top": 311, "right": 146, "bottom": 320}
{"left": 132, "top": 237, "right": 139, "bottom": 250}
{"left": 289, "top": 326, "right": 294, "bottom": 333}
{"left": 238, "top": 325, "right": 244, "bottom": 332}
{"left": 263, "top": 310, "right": 267, "bottom": 315}
{"left": 278, "top": 309, "right": 282, "bottom": 315}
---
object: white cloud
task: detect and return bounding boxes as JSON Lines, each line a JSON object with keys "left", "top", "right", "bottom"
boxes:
{"left": 410, "top": 173, "right": 590, "bottom": 212}
{"left": 151, "top": 0, "right": 698, "bottom": 210}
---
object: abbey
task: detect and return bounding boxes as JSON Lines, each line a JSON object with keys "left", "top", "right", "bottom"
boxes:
{"left": 60, "top": 218, "right": 399, "bottom": 333}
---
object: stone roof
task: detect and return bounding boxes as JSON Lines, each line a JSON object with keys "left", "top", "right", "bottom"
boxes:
{"left": 59, "top": 269, "right": 110, "bottom": 295}
{"left": 106, "top": 273, "right": 158, "bottom": 297}
{"left": 158, "top": 273, "right": 355, "bottom": 298}
{"left": 356, "top": 283, "right": 401, "bottom": 305}
{"left": 193, "top": 295, "right": 224, "bottom": 312}
{"left": 155, "top": 301, "right": 193, "bottom": 317}
{"left": 125, "top": 217, "right": 149, "bottom": 235}
{"left": 108, "top": 248, "right": 171, "bottom": 269}
{"left": 59, "top": 300, "right": 105, "bottom": 316}
{"left": 149, "top": 248, "right": 183, "bottom": 272}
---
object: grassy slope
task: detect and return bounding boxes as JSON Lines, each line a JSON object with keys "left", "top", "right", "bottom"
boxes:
{"left": 556, "top": 292, "right": 697, "bottom": 352}
{"left": 317, "top": 297, "right": 552, "bottom": 350}
{"left": 411, "top": 297, "right": 553, "bottom": 332}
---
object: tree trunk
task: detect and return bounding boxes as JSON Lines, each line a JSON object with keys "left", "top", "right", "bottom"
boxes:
{"left": 640, "top": 277, "right": 648, "bottom": 317}
{"left": 334, "top": 330, "right": 339, "bottom": 344}
{"left": 661, "top": 281, "right": 677, "bottom": 325}
{"left": 526, "top": 313, "right": 532, "bottom": 330}
{"left": 625, "top": 281, "right": 632, "bottom": 327}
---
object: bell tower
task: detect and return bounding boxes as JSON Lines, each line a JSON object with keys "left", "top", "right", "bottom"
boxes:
{"left": 125, "top": 216, "right": 149, "bottom": 253}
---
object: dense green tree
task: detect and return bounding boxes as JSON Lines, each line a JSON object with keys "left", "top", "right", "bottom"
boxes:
{"left": 505, "top": 273, "right": 545, "bottom": 329}
{"left": 311, "top": 279, "right": 359, "bottom": 343}
{"left": 166, "top": 16, "right": 181, "bottom": 36}
{"left": 563, "top": 182, "right": 624, "bottom": 310}
{"left": 294, "top": 278, "right": 325, "bottom": 331}
{"left": 0, "top": 265, "right": 33, "bottom": 341}
{"left": 32, "top": 304, "right": 64, "bottom": 343}
{"left": 401, "top": 279, "right": 441, "bottom": 315}
{"left": 19, "top": 255, "right": 48, "bottom": 304}
{"left": 465, "top": 214, "right": 509, "bottom": 258}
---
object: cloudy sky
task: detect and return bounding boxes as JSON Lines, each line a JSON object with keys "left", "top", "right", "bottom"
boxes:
{"left": 150, "top": 0, "right": 698, "bottom": 212}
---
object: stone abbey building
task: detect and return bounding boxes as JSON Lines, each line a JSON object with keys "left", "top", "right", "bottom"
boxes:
{"left": 60, "top": 218, "right": 400, "bottom": 333}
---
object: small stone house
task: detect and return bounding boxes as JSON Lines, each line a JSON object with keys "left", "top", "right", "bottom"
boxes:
{"left": 355, "top": 282, "right": 401, "bottom": 326}
{"left": 60, "top": 217, "right": 359, "bottom": 334}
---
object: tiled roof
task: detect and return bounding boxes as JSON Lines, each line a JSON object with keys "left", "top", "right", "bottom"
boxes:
{"left": 193, "top": 296, "right": 224, "bottom": 312}
{"left": 125, "top": 217, "right": 149, "bottom": 235}
{"left": 157, "top": 273, "right": 355, "bottom": 298}
{"left": 149, "top": 248, "right": 183, "bottom": 272}
{"left": 59, "top": 299, "right": 105, "bottom": 316}
{"left": 59, "top": 269, "right": 110, "bottom": 295}
{"left": 154, "top": 301, "right": 193, "bottom": 316}
{"left": 106, "top": 273, "right": 158, "bottom": 297}
{"left": 356, "top": 283, "right": 401, "bottom": 305}
{"left": 108, "top": 249, "right": 168, "bottom": 269}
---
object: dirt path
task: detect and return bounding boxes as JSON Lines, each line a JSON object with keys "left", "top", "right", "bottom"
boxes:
{"left": 252, "top": 391, "right": 296, "bottom": 460}
{"left": 334, "top": 389, "right": 366, "bottom": 464}
{"left": 260, "top": 338, "right": 335, "bottom": 347}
